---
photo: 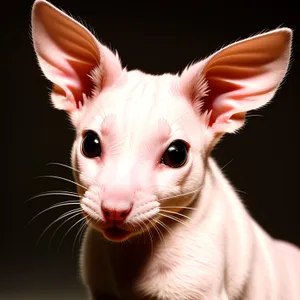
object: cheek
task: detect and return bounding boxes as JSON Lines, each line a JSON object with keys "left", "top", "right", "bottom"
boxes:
{"left": 186, "top": 155, "right": 205, "bottom": 188}
{"left": 155, "top": 150, "right": 205, "bottom": 197}
{"left": 74, "top": 141, "right": 101, "bottom": 187}
{"left": 155, "top": 159, "right": 192, "bottom": 197}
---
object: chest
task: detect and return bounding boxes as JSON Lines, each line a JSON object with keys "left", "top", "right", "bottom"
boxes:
{"left": 108, "top": 229, "right": 224, "bottom": 300}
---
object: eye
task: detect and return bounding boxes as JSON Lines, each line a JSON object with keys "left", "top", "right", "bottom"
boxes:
{"left": 161, "top": 140, "right": 189, "bottom": 168}
{"left": 81, "top": 130, "right": 101, "bottom": 158}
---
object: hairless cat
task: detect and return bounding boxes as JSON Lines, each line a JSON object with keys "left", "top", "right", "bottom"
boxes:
{"left": 31, "top": 1, "right": 300, "bottom": 299}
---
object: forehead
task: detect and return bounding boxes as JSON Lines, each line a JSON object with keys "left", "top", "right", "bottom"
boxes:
{"left": 80, "top": 70, "right": 199, "bottom": 139}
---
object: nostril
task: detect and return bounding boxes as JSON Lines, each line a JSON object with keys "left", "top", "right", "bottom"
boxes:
{"left": 101, "top": 203, "right": 133, "bottom": 222}
{"left": 101, "top": 205, "right": 113, "bottom": 219}
{"left": 103, "top": 210, "right": 111, "bottom": 217}
{"left": 116, "top": 207, "right": 131, "bottom": 221}
{"left": 120, "top": 211, "right": 127, "bottom": 218}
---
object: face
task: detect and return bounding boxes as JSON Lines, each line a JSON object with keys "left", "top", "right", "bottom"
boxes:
{"left": 31, "top": 0, "right": 292, "bottom": 244}
{"left": 72, "top": 71, "right": 209, "bottom": 242}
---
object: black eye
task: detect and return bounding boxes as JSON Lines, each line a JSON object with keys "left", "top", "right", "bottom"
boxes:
{"left": 161, "top": 140, "right": 189, "bottom": 168}
{"left": 81, "top": 130, "right": 101, "bottom": 158}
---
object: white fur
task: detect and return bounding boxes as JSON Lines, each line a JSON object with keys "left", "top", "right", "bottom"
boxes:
{"left": 80, "top": 157, "right": 300, "bottom": 300}
{"left": 31, "top": 1, "right": 300, "bottom": 299}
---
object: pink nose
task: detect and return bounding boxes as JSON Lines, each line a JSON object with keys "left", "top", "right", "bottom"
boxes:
{"left": 101, "top": 204, "right": 132, "bottom": 222}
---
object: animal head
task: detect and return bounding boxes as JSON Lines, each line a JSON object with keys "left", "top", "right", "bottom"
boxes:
{"left": 31, "top": 0, "right": 292, "bottom": 242}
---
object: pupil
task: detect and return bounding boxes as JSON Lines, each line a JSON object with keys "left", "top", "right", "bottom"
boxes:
{"left": 168, "top": 145, "right": 183, "bottom": 162}
{"left": 82, "top": 131, "right": 101, "bottom": 158}
{"left": 162, "top": 140, "right": 188, "bottom": 168}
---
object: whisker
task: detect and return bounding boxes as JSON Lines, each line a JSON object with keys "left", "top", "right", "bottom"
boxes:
{"left": 157, "top": 186, "right": 202, "bottom": 203}
{"left": 47, "top": 162, "right": 82, "bottom": 175}
{"left": 73, "top": 221, "right": 87, "bottom": 249}
{"left": 158, "top": 212, "right": 190, "bottom": 228}
{"left": 220, "top": 159, "right": 233, "bottom": 171}
{"left": 247, "top": 114, "right": 264, "bottom": 118}
{"left": 26, "top": 191, "right": 80, "bottom": 203}
{"left": 79, "top": 220, "right": 89, "bottom": 244}
{"left": 48, "top": 209, "right": 83, "bottom": 247}
{"left": 148, "top": 219, "right": 164, "bottom": 247}
{"left": 58, "top": 215, "right": 87, "bottom": 251}
{"left": 36, "top": 209, "right": 82, "bottom": 246}
{"left": 160, "top": 206, "right": 197, "bottom": 211}
{"left": 47, "top": 162, "right": 96, "bottom": 183}
{"left": 169, "top": 111, "right": 192, "bottom": 128}
{"left": 141, "top": 219, "right": 154, "bottom": 256}
{"left": 26, "top": 200, "right": 80, "bottom": 227}
{"left": 136, "top": 184, "right": 181, "bottom": 194}
{"left": 235, "top": 188, "right": 248, "bottom": 195}
{"left": 95, "top": 102, "right": 108, "bottom": 121}
{"left": 72, "top": 219, "right": 88, "bottom": 256}
{"left": 219, "top": 161, "right": 248, "bottom": 195}
{"left": 153, "top": 218, "right": 173, "bottom": 237}
{"left": 159, "top": 209, "right": 192, "bottom": 221}
{"left": 35, "top": 175, "right": 88, "bottom": 191}
{"left": 134, "top": 221, "right": 146, "bottom": 245}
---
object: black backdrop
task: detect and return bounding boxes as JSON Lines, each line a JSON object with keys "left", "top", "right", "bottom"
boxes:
{"left": 3, "top": 0, "right": 300, "bottom": 299}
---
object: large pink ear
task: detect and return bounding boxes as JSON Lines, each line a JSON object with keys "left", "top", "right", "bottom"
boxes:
{"left": 31, "top": 0, "right": 122, "bottom": 112}
{"left": 180, "top": 28, "right": 292, "bottom": 134}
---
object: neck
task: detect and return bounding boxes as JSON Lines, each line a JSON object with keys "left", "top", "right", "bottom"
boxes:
{"left": 203, "top": 157, "right": 255, "bottom": 296}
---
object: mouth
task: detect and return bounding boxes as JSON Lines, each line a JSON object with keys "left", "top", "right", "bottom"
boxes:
{"left": 84, "top": 215, "right": 133, "bottom": 242}
{"left": 103, "top": 226, "right": 131, "bottom": 242}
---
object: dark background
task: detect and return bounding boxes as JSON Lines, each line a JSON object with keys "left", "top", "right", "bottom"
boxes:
{"left": 2, "top": 0, "right": 300, "bottom": 299}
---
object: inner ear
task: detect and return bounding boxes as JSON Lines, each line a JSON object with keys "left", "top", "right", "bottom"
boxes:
{"left": 31, "top": 0, "right": 122, "bottom": 114}
{"left": 180, "top": 28, "right": 292, "bottom": 134}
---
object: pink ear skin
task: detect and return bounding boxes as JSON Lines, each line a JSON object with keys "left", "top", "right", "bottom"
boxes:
{"left": 31, "top": 0, "right": 123, "bottom": 113}
{"left": 180, "top": 28, "right": 292, "bottom": 136}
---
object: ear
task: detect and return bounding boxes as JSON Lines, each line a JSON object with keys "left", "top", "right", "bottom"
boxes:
{"left": 31, "top": 0, "right": 122, "bottom": 113}
{"left": 180, "top": 28, "right": 293, "bottom": 135}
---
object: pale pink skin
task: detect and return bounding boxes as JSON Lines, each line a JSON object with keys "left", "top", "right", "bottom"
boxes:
{"left": 31, "top": 1, "right": 300, "bottom": 299}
